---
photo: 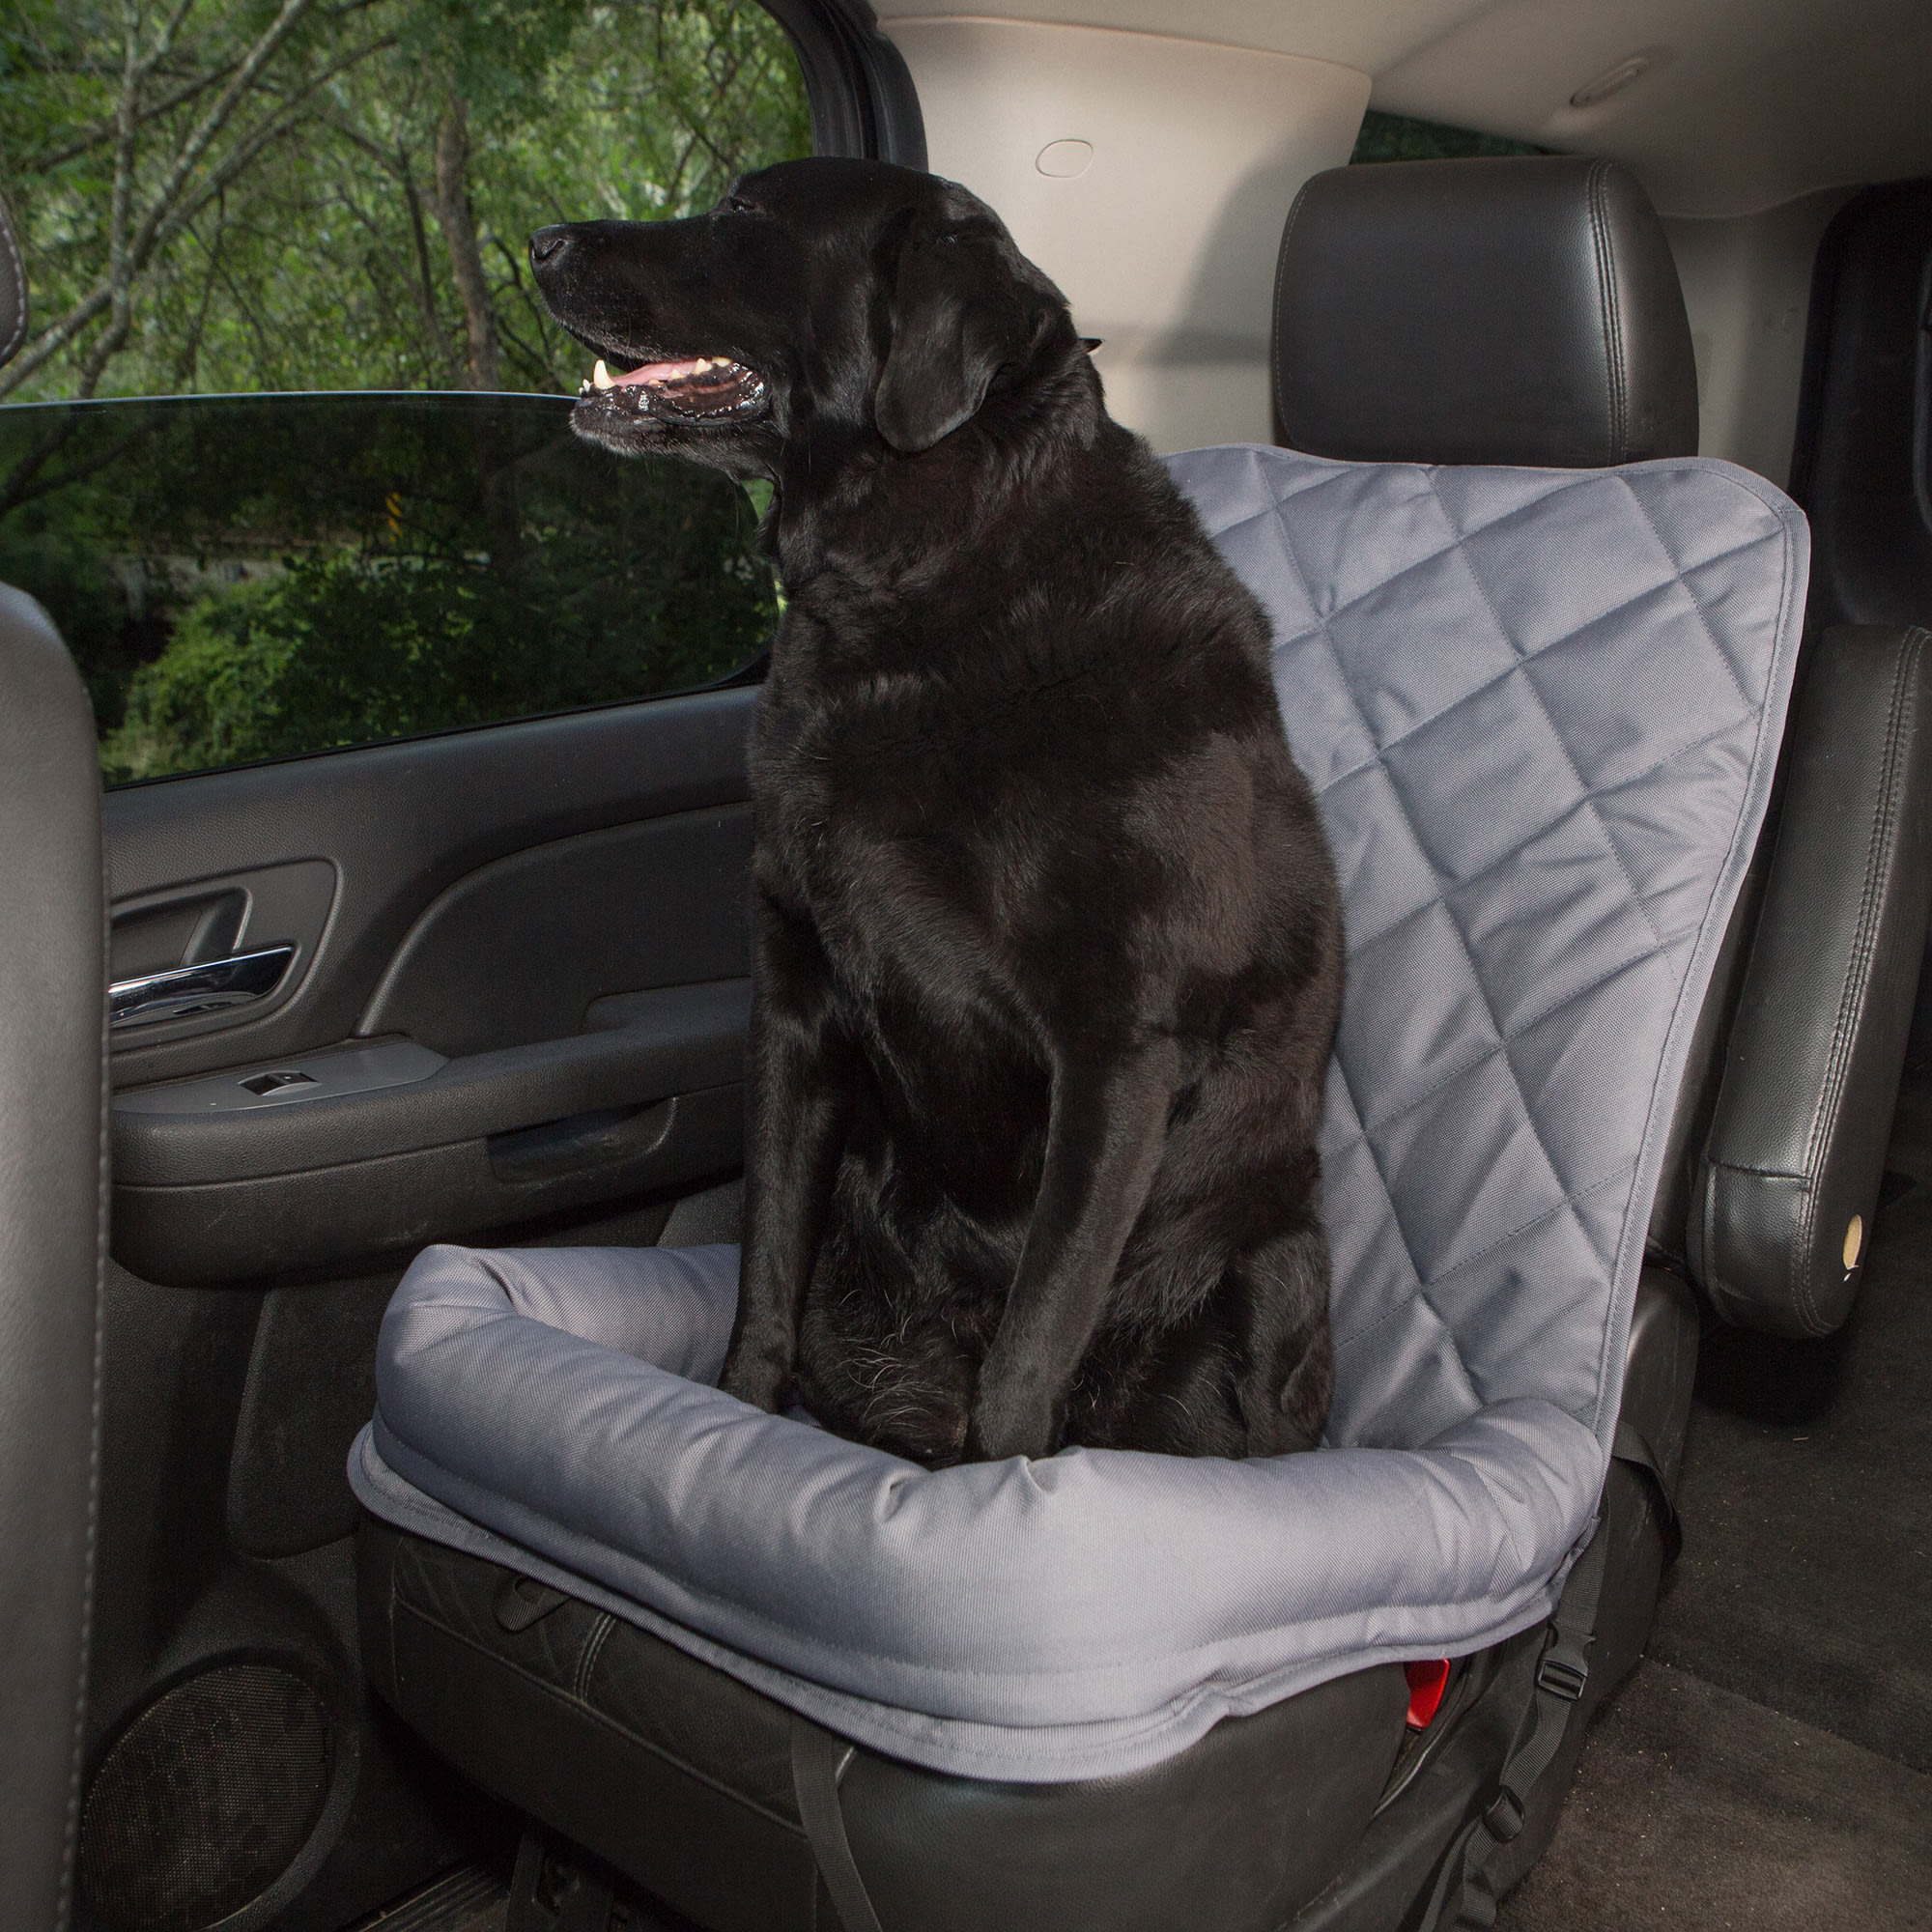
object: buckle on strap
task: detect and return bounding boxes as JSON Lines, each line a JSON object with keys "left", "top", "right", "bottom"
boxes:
{"left": 1482, "top": 1786, "right": 1526, "bottom": 1843}
{"left": 1537, "top": 1649, "right": 1589, "bottom": 1701}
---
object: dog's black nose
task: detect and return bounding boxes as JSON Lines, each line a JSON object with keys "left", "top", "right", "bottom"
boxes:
{"left": 529, "top": 226, "right": 571, "bottom": 269}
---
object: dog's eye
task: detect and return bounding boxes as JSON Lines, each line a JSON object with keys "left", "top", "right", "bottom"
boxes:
{"left": 721, "top": 194, "right": 756, "bottom": 215}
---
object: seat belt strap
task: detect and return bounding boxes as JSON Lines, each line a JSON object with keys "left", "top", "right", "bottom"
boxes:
{"left": 790, "top": 1715, "right": 886, "bottom": 1932}
{"left": 1420, "top": 1505, "right": 1613, "bottom": 1932}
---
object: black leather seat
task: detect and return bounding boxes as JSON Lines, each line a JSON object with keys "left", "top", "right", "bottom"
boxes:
{"left": 0, "top": 192, "right": 112, "bottom": 1931}
{"left": 1275, "top": 156, "right": 1932, "bottom": 1344}
{"left": 357, "top": 157, "right": 1926, "bottom": 1930}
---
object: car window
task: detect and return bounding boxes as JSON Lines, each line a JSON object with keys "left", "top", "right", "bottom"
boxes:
{"left": 0, "top": 392, "right": 775, "bottom": 783}
{"left": 1350, "top": 110, "right": 1547, "bottom": 164}
{"left": 0, "top": 0, "right": 806, "bottom": 782}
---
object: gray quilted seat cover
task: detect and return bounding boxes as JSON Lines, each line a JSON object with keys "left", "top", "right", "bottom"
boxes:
{"left": 351, "top": 444, "right": 1807, "bottom": 1782}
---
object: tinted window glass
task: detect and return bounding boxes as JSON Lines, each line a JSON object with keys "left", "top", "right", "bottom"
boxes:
{"left": 1350, "top": 111, "right": 1548, "bottom": 165}
{"left": 0, "top": 392, "right": 773, "bottom": 782}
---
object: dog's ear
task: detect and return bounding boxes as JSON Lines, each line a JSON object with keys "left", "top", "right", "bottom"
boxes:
{"left": 875, "top": 219, "right": 1044, "bottom": 454}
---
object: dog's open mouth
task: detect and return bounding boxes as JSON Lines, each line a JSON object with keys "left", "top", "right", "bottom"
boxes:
{"left": 579, "top": 354, "right": 768, "bottom": 422}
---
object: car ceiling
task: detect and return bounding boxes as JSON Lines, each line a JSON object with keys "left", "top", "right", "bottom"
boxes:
{"left": 877, "top": 0, "right": 1932, "bottom": 217}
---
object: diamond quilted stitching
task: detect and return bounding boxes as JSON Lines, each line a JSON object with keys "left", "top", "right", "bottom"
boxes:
{"left": 1442, "top": 808, "right": 1662, "bottom": 1039}
{"left": 1449, "top": 473, "right": 1684, "bottom": 656}
{"left": 1271, "top": 629, "right": 1380, "bottom": 792}
{"left": 1415, "top": 469, "right": 1680, "bottom": 964}
{"left": 1160, "top": 445, "right": 1799, "bottom": 1440}
{"left": 1360, "top": 1049, "right": 1569, "bottom": 1284}
{"left": 1616, "top": 471, "right": 1773, "bottom": 705}
{"left": 1337, "top": 900, "right": 1502, "bottom": 1133}
{"left": 1199, "top": 450, "right": 1796, "bottom": 1438}
{"left": 1492, "top": 948, "right": 1684, "bottom": 1207}
{"left": 1263, "top": 463, "right": 1462, "bottom": 618}
{"left": 1321, "top": 550, "right": 1523, "bottom": 746}
{"left": 1378, "top": 668, "right": 1588, "bottom": 884}
{"left": 1416, "top": 1200, "right": 1619, "bottom": 1417}
{"left": 1520, "top": 585, "right": 1753, "bottom": 793}
{"left": 1327, "top": 1292, "right": 1486, "bottom": 1449}
{"left": 1587, "top": 731, "right": 1761, "bottom": 940}
{"left": 1316, "top": 762, "right": 1442, "bottom": 957}
{"left": 1264, "top": 477, "right": 1573, "bottom": 1415}
{"left": 1422, "top": 463, "right": 1598, "bottom": 539}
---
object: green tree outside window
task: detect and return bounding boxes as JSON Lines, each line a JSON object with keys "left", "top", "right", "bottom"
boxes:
{"left": 1350, "top": 109, "right": 1547, "bottom": 166}
{"left": 0, "top": 0, "right": 807, "bottom": 783}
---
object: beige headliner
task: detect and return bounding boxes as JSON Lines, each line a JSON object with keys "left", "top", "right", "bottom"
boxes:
{"left": 878, "top": 0, "right": 1932, "bottom": 217}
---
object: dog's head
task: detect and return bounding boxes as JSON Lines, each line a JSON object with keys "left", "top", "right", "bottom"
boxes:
{"left": 529, "top": 158, "right": 1083, "bottom": 477}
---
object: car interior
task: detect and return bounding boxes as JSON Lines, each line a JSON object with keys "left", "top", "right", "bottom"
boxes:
{"left": 1, "top": 2, "right": 1928, "bottom": 1929}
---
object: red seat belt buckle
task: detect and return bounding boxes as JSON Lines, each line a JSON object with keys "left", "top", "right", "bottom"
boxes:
{"left": 1404, "top": 1658, "right": 1452, "bottom": 1729}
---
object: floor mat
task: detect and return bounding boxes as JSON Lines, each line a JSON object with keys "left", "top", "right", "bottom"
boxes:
{"left": 1646, "top": 1079, "right": 1932, "bottom": 1769}
{"left": 1498, "top": 1663, "right": 1932, "bottom": 1930}
{"left": 1502, "top": 1076, "right": 1932, "bottom": 1926}
{"left": 347, "top": 1864, "right": 508, "bottom": 1932}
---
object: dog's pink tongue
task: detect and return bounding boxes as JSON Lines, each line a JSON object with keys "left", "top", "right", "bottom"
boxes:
{"left": 612, "top": 356, "right": 704, "bottom": 388}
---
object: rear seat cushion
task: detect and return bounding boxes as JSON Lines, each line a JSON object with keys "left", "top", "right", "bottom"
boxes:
{"left": 353, "top": 444, "right": 1807, "bottom": 1781}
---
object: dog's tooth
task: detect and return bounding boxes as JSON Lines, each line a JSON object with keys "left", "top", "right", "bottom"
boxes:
{"left": 592, "top": 358, "right": 614, "bottom": 390}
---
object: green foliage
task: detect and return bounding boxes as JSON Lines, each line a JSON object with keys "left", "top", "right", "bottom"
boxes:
{"left": 0, "top": 3, "right": 798, "bottom": 782}
{"left": 101, "top": 536, "right": 759, "bottom": 780}
{"left": 0, "top": 0, "right": 810, "bottom": 400}
{"left": 0, "top": 392, "right": 776, "bottom": 782}
{"left": 1350, "top": 110, "right": 1548, "bottom": 165}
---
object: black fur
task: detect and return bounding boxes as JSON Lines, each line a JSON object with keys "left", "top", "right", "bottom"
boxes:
{"left": 531, "top": 158, "right": 1343, "bottom": 1464}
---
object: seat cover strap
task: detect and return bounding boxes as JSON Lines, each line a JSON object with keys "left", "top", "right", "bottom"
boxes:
{"left": 1421, "top": 1507, "right": 1612, "bottom": 1931}
{"left": 790, "top": 1716, "right": 885, "bottom": 1932}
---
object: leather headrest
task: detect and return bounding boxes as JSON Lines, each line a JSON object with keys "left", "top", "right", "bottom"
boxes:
{"left": 1273, "top": 156, "right": 1698, "bottom": 468}
{"left": 0, "top": 194, "right": 26, "bottom": 370}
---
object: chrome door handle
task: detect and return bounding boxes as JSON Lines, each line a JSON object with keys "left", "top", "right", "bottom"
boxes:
{"left": 109, "top": 945, "right": 296, "bottom": 1030}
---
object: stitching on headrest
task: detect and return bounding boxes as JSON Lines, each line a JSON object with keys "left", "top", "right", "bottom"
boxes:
{"left": 1271, "top": 175, "right": 1318, "bottom": 442}
{"left": 1586, "top": 159, "right": 1627, "bottom": 463}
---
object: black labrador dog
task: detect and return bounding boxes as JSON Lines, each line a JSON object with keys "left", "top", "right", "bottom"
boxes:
{"left": 530, "top": 158, "right": 1342, "bottom": 1465}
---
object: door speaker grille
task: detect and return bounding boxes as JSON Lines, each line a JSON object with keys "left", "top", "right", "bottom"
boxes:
{"left": 79, "top": 1661, "right": 332, "bottom": 1931}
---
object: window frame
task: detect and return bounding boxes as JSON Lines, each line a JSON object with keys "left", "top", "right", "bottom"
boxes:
{"left": 762, "top": 0, "right": 926, "bottom": 169}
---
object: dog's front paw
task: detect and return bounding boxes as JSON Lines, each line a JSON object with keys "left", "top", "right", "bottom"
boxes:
{"left": 964, "top": 1377, "right": 1058, "bottom": 1463}
{"left": 719, "top": 1339, "right": 788, "bottom": 1413}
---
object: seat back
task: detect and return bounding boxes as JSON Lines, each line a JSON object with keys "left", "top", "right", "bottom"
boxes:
{"left": 0, "top": 195, "right": 109, "bottom": 1929}
{"left": 1175, "top": 444, "right": 1802, "bottom": 1448}
{"left": 1273, "top": 156, "right": 1924, "bottom": 1340}
{"left": 1686, "top": 181, "right": 1932, "bottom": 1335}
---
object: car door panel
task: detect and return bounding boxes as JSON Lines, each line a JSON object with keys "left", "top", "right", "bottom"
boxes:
{"left": 104, "top": 681, "right": 755, "bottom": 1078}
{"left": 86, "top": 681, "right": 761, "bottom": 1923}
{"left": 105, "top": 682, "right": 757, "bottom": 1282}
{"left": 359, "top": 806, "right": 753, "bottom": 1056}
{"left": 113, "top": 992, "right": 748, "bottom": 1282}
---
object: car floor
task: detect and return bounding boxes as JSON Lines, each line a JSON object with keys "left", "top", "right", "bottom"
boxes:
{"left": 1499, "top": 1071, "right": 1932, "bottom": 1930}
